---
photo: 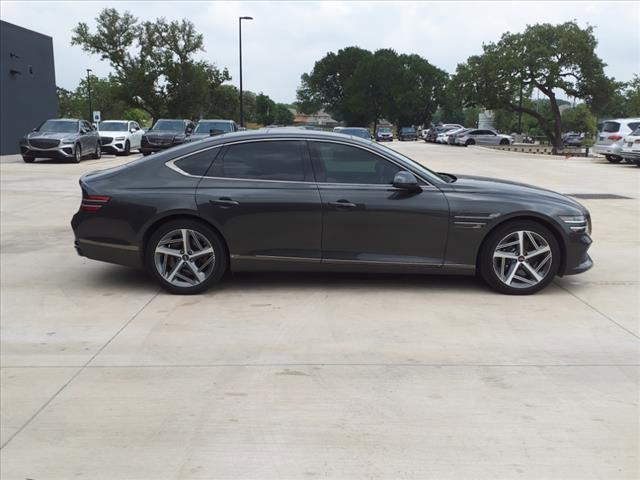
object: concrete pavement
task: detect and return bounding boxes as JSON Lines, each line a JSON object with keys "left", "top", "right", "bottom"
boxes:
{"left": 1, "top": 143, "right": 638, "bottom": 479}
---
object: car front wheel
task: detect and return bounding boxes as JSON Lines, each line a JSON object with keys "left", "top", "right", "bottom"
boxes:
{"left": 479, "top": 221, "right": 560, "bottom": 295}
{"left": 22, "top": 155, "right": 35, "bottom": 163}
{"left": 73, "top": 144, "right": 82, "bottom": 163}
{"left": 146, "top": 219, "right": 228, "bottom": 294}
{"left": 605, "top": 155, "right": 622, "bottom": 163}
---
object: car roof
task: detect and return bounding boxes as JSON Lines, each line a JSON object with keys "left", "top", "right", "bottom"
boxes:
{"left": 197, "top": 119, "right": 235, "bottom": 123}
{"left": 188, "top": 127, "right": 377, "bottom": 146}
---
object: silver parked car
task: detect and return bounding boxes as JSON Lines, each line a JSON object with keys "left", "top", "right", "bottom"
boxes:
{"left": 455, "top": 129, "right": 514, "bottom": 146}
{"left": 593, "top": 118, "right": 640, "bottom": 163}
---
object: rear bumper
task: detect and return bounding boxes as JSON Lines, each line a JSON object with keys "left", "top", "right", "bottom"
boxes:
{"left": 593, "top": 143, "right": 622, "bottom": 156}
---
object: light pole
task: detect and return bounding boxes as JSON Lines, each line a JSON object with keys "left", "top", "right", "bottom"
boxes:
{"left": 238, "top": 16, "right": 253, "bottom": 128}
{"left": 86, "top": 68, "right": 93, "bottom": 122}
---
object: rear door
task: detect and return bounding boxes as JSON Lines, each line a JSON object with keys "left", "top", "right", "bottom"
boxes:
{"left": 196, "top": 139, "right": 322, "bottom": 265}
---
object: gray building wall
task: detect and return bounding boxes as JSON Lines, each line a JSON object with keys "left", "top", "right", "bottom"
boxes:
{"left": 1, "top": 21, "right": 57, "bottom": 155}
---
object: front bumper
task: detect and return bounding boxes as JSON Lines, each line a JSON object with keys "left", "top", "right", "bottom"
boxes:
{"left": 20, "top": 144, "right": 75, "bottom": 159}
{"left": 562, "top": 233, "right": 594, "bottom": 276}
{"left": 376, "top": 136, "right": 393, "bottom": 141}
{"left": 100, "top": 138, "right": 127, "bottom": 153}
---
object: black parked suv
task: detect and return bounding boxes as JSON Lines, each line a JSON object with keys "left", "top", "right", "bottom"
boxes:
{"left": 398, "top": 127, "right": 418, "bottom": 141}
{"left": 141, "top": 119, "right": 195, "bottom": 155}
{"left": 19, "top": 119, "right": 101, "bottom": 163}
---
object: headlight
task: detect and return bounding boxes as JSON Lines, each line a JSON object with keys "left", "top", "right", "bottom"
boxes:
{"left": 61, "top": 138, "right": 75, "bottom": 144}
{"left": 115, "top": 136, "right": 125, "bottom": 141}
{"left": 560, "top": 215, "right": 589, "bottom": 233}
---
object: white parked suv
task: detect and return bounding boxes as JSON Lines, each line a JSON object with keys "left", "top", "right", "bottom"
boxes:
{"left": 593, "top": 118, "right": 640, "bottom": 163}
{"left": 98, "top": 120, "right": 144, "bottom": 156}
{"left": 621, "top": 126, "right": 640, "bottom": 167}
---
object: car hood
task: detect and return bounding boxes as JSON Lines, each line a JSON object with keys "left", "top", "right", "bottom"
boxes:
{"left": 27, "top": 131, "right": 76, "bottom": 140}
{"left": 449, "top": 174, "right": 586, "bottom": 212}
{"left": 99, "top": 130, "right": 128, "bottom": 136}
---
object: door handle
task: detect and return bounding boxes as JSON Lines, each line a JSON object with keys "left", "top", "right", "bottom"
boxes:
{"left": 209, "top": 197, "right": 239, "bottom": 207}
{"left": 328, "top": 200, "right": 357, "bottom": 208}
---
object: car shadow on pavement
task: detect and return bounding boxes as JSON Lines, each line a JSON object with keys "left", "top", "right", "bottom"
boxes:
{"left": 90, "top": 264, "right": 485, "bottom": 294}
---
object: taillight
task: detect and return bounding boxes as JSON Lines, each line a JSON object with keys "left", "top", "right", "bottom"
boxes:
{"left": 81, "top": 194, "right": 110, "bottom": 212}
{"left": 608, "top": 135, "right": 623, "bottom": 141}
{"left": 635, "top": 139, "right": 640, "bottom": 144}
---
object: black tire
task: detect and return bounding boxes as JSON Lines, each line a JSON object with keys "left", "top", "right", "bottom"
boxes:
{"left": 22, "top": 155, "right": 35, "bottom": 163}
{"left": 478, "top": 220, "right": 561, "bottom": 295}
{"left": 92, "top": 141, "right": 101, "bottom": 159}
{"left": 500, "top": 139, "right": 509, "bottom": 145}
{"left": 121, "top": 140, "right": 131, "bottom": 156}
{"left": 145, "top": 219, "right": 228, "bottom": 295}
{"left": 73, "top": 144, "right": 82, "bottom": 163}
{"left": 466, "top": 139, "right": 475, "bottom": 146}
{"left": 605, "top": 155, "right": 622, "bottom": 163}
{"left": 142, "top": 151, "right": 151, "bottom": 156}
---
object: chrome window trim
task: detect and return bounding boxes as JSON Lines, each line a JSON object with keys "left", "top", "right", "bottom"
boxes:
{"left": 164, "top": 136, "right": 436, "bottom": 188}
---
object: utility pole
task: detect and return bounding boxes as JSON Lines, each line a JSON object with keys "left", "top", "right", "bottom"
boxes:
{"left": 86, "top": 69, "right": 93, "bottom": 122}
{"left": 238, "top": 16, "right": 253, "bottom": 127}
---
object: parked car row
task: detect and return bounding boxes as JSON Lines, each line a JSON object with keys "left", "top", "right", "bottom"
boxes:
{"left": 425, "top": 125, "right": 514, "bottom": 147}
{"left": 19, "top": 117, "right": 239, "bottom": 163}
{"left": 333, "top": 126, "right": 420, "bottom": 142}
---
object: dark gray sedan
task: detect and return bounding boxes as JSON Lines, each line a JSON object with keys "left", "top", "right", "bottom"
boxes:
{"left": 72, "top": 129, "right": 592, "bottom": 295}
{"left": 20, "top": 119, "right": 101, "bottom": 163}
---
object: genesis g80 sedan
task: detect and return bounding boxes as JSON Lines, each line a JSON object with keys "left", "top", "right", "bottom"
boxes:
{"left": 71, "top": 129, "right": 593, "bottom": 295}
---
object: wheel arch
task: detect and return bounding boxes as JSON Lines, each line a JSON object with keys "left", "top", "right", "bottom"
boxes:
{"left": 139, "top": 212, "right": 230, "bottom": 267}
{"left": 475, "top": 213, "right": 567, "bottom": 275}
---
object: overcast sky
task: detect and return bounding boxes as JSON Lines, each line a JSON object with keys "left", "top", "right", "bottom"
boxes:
{"left": 2, "top": 1, "right": 638, "bottom": 103}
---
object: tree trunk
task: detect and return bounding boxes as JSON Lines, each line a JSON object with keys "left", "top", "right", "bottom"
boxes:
{"left": 548, "top": 94, "right": 564, "bottom": 155}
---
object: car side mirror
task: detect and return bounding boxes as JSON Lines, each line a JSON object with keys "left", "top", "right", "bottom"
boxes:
{"left": 80, "top": 128, "right": 88, "bottom": 134}
{"left": 393, "top": 171, "right": 420, "bottom": 191}
{"left": 130, "top": 128, "right": 136, "bottom": 133}
{"left": 186, "top": 126, "right": 194, "bottom": 135}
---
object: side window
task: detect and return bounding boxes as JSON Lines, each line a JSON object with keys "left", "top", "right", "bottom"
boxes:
{"left": 627, "top": 122, "right": 640, "bottom": 132}
{"left": 174, "top": 148, "right": 220, "bottom": 177}
{"left": 310, "top": 142, "right": 400, "bottom": 185}
{"left": 218, "top": 141, "right": 307, "bottom": 182}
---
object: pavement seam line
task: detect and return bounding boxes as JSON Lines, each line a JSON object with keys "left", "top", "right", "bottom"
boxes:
{"left": 555, "top": 281, "right": 640, "bottom": 341}
{"left": 0, "top": 290, "right": 160, "bottom": 450}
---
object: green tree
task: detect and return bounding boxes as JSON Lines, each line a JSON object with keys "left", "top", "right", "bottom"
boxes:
{"left": 625, "top": 75, "right": 640, "bottom": 117}
{"left": 71, "top": 8, "right": 230, "bottom": 122}
{"left": 274, "top": 104, "right": 294, "bottom": 125}
{"left": 452, "top": 22, "right": 613, "bottom": 152}
{"left": 561, "top": 104, "right": 597, "bottom": 135}
{"left": 255, "top": 93, "right": 276, "bottom": 125}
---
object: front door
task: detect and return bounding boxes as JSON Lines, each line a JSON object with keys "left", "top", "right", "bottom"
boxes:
{"left": 196, "top": 139, "right": 323, "bottom": 266}
{"left": 308, "top": 140, "right": 449, "bottom": 266}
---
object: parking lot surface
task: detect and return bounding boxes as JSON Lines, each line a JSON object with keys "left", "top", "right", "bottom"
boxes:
{"left": 1, "top": 143, "right": 638, "bottom": 479}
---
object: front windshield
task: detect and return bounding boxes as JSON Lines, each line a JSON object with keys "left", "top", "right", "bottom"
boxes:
{"left": 194, "top": 121, "right": 233, "bottom": 134}
{"left": 401, "top": 128, "right": 414, "bottom": 133}
{"left": 378, "top": 127, "right": 391, "bottom": 133}
{"left": 100, "top": 122, "right": 128, "bottom": 132}
{"left": 375, "top": 142, "right": 448, "bottom": 183}
{"left": 152, "top": 120, "right": 185, "bottom": 131}
{"left": 341, "top": 128, "right": 370, "bottom": 139}
{"left": 37, "top": 120, "right": 78, "bottom": 133}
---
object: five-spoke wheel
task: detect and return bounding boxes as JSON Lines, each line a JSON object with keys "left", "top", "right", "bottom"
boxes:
{"left": 480, "top": 221, "right": 560, "bottom": 294}
{"left": 146, "top": 220, "right": 227, "bottom": 294}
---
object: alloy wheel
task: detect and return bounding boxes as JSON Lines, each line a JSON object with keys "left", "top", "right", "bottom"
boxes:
{"left": 492, "top": 230, "right": 553, "bottom": 289}
{"left": 154, "top": 229, "right": 216, "bottom": 287}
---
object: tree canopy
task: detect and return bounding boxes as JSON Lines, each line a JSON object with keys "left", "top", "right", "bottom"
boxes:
{"left": 72, "top": 8, "right": 230, "bottom": 122}
{"left": 452, "top": 21, "right": 614, "bottom": 151}
{"left": 297, "top": 47, "right": 446, "bottom": 129}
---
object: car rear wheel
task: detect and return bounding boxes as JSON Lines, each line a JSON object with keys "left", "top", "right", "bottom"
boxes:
{"left": 146, "top": 219, "right": 228, "bottom": 294}
{"left": 22, "top": 155, "right": 35, "bottom": 163}
{"left": 605, "top": 155, "right": 622, "bottom": 163}
{"left": 73, "top": 144, "right": 82, "bottom": 163}
{"left": 479, "top": 221, "right": 560, "bottom": 295}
